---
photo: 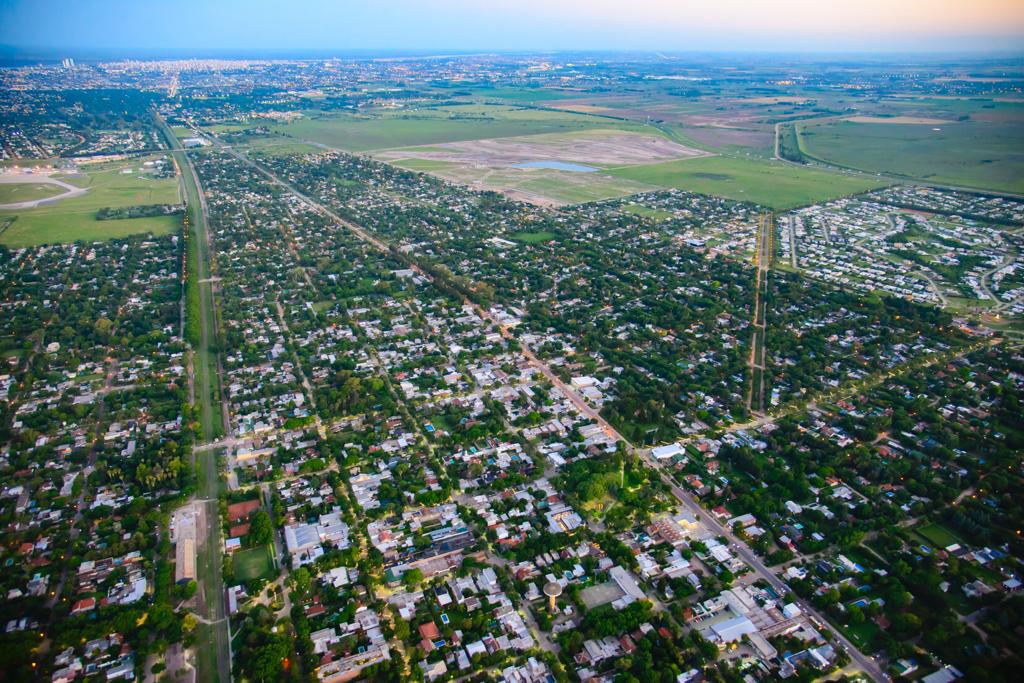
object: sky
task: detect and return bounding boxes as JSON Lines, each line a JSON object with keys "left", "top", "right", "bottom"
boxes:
{"left": 1, "top": 0, "right": 1023, "bottom": 55}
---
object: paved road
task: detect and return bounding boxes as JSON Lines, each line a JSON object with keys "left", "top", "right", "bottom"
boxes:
{"left": 0, "top": 173, "right": 88, "bottom": 210}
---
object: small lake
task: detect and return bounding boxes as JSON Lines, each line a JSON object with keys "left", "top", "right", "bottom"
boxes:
{"left": 511, "top": 160, "right": 598, "bottom": 172}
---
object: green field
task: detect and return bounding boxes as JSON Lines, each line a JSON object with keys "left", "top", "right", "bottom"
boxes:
{"left": 510, "top": 171, "right": 657, "bottom": 204}
{"left": 232, "top": 544, "right": 275, "bottom": 582}
{"left": 267, "top": 104, "right": 642, "bottom": 152}
{"left": 797, "top": 118, "right": 1024, "bottom": 194}
{"left": 510, "top": 230, "right": 556, "bottom": 243}
{"left": 468, "top": 87, "right": 577, "bottom": 102}
{"left": 241, "top": 136, "right": 321, "bottom": 157}
{"left": 620, "top": 203, "right": 674, "bottom": 220}
{"left": 608, "top": 155, "right": 887, "bottom": 209}
{"left": 914, "top": 522, "right": 964, "bottom": 549}
{"left": 0, "top": 182, "right": 64, "bottom": 204}
{"left": 0, "top": 160, "right": 182, "bottom": 247}
{"left": 390, "top": 158, "right": 460, "bottom": 173}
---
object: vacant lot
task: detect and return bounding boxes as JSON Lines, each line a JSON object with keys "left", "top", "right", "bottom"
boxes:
{"left": 609, "top": 155, "right": 886, "bottom": 209}
{"left": 580, "top": 581, "right": 626, "bottom": 609}
{"left": 382, "top": 129, "right": 682, "bottom": 205}
{"left": 232, "top": 544, "right": 275, "bottom": 582}
{"left": 510, "top": 230, "right": 556, "bottom": 243}
{"left": 797, "top": 118, "right": 1024, "bottom": 194}
{"left": 267, "top": 104, "right": 643, "bottom": 152}
{"left": 434, "top": 164, "right": 658, "bottom": 206}
{"left": 377, "top": 129, "right": 707, "bottom": 168}
{"left": 0, "top": 158, "right": 182, "bottom": 247}
{"left": 620, "top": 203, "right": 674, "bottom": 220}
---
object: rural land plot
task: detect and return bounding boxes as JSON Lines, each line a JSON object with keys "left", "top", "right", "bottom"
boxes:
{"left": 608, "top": 155, "right": 888, "bottom": 209}
{"left": 796, "top": 117, "right": 1024, "bottom": 194}
{"left": 263, "top": 103, "right": 651, "bottom": 152}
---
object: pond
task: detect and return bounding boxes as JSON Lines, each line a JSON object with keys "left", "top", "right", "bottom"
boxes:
{"left": 511, "top": 160, "right": 598, "bottom": 172}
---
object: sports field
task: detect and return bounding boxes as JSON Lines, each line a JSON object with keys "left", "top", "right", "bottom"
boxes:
{"left": 797, "top": 118, "right": 1024, "bottom": 194}
{"left": 0, "top": 182, "right": 64, "bottom": 204}
{"left": 232, "top": 544, "right": 275, "bottom": 582}
{"left": 267, "top": 104, "right": 645, "bottom": 152}
{"left": 0, "top": 158, "right": 182, "bottom": 247}
{"left": 608, "top": 155, "right": 887, "bottom": 209}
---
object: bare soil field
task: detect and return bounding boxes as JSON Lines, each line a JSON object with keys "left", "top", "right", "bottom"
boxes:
{"left": 377, "top": 129, "right": 709, "bottom": 168}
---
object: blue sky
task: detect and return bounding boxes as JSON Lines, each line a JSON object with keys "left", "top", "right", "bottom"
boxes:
{"left": 1, "top": 0, "right": 1023, "bottom": 54}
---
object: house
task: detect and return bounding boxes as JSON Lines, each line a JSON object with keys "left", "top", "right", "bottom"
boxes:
{"left": 70, "top": 597, "right": 95, "bottom": 615}
{"left": 922, "top": 666, "right": 963, "bottom": 683}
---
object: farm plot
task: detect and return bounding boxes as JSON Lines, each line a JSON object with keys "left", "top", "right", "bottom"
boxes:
{"left": 797, "top": 118, "right": 1024, "bottom": 194}
{"left": 265, "top": 104, "right": 634, "bottom": 152}
{"left": 609, "top": 155, "right": 887, "bottom": 209}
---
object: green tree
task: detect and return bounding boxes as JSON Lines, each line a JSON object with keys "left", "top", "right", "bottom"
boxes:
{"left": 248, "top": 510, "right": 273, "bottom": 546}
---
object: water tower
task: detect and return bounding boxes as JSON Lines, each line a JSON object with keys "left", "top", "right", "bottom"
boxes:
{"left": 543, "top": 581, "right": 563, "bottom": 613}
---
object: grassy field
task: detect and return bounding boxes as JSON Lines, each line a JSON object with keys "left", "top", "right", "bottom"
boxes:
{"left": 509, "top": 170, "right": 656, "bottom": 204}
{"left": 390, "top": 158, "right": 460, "bottom": 172}
{"left": 241, "top": 136, "right": 321, "bottom": 157}
{"left": 0, "top": 182, "right": 64, "bottom": 204}
{"left": 608, "top": 155, "right": 887, "bottom": 209}
{"left": 232, "top": 544, "right": 275, "bottom": 581}
{"left": 797, "top": 118, "right": 1024, "bottom": 194}
{"left": 620, "top": 203, "right": 674, "bottom": 220}
{"left": 510, "top": 230, "right": 556, "bottom": 243}
{"left": 267, "top": 104, "right": 644, "bottom": 152}
{"left": 0, "top": 160, "right": 182, "bottom": 247}
{"left": 914, "top": 521, "right": 964, "bottom": 549}
{"left": 467, "top": 86, "right": 577, "bottom": 102}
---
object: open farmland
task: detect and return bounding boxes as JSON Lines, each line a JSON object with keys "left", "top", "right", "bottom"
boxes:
{"left": 265, "top": 103, "right": 641, "bottom": 152}
{"left": 608, "top": 155, "right": 888, "bottom": 209}
{"left": 0, "top": 156, "right": 182, "bottom": 246}
{"left": 797, "top": 117, "right": 1024, "bottom": 193}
